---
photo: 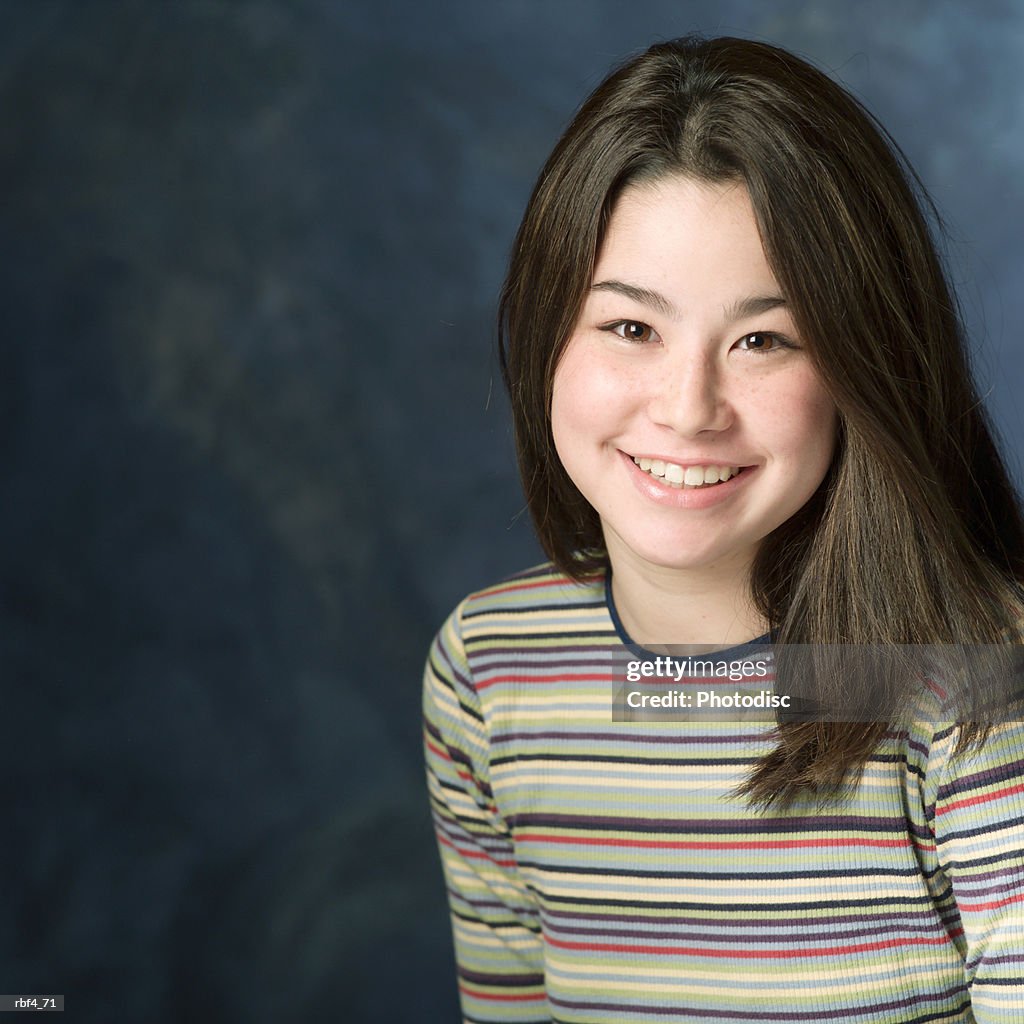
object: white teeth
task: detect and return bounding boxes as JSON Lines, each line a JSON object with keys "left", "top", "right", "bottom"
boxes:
{"left": 632, "top": 457, "right": 741, "bottom": 489}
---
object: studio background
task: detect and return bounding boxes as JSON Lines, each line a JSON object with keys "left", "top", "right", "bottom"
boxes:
{"left": 1, "top": 1, "right": 1020, "bottom": 1021}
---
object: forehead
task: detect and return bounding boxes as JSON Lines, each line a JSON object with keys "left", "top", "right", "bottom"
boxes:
{"left": 593, "top": 175, "right": 782, "bottom": 302}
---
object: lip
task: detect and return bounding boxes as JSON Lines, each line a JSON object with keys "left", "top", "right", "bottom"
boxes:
{"left": 619, "top": 449, "right": 757, "bottom": 509}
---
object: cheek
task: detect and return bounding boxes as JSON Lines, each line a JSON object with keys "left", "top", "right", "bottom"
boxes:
{"left": 550, "top": 340, "right": 612, "bottom": 454}
{"left": 551, "top": 337, "right": 641, "bottom": 440}
{"left": 550, "top": 360, "right": 588, "bottom": 462}
{"left": 743, "top": 366, "right": 837, "bottom": 474}
{"left": 781, "top": 379, "right": 839, "bottom": 470}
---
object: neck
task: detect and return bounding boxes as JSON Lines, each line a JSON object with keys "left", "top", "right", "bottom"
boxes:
{"left": 608, "top": 545, "right": 767, "bottom": 651}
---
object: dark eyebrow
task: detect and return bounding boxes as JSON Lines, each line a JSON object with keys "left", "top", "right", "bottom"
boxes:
{"left": 725, "top": 295, "right": 787, "bottom": 321}
{"left": 590, "top": 280, "right": 679, "bottom": 318}
{"left": 591, "top": 280, "right": 787, "bottom": 323}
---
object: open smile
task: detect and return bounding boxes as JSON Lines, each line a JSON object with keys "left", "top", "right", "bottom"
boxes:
{"left": 630, "top": 454, "right": 749, "bottom": 490}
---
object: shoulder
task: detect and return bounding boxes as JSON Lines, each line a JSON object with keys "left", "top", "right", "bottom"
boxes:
{"left": 423, "top": 561, "right": 610, "bottom": 737}
{"left": 458, "top": 560, "right": 607, "bottom": 623}
{"left": 426, "top": 561, "right": 612, "bottom": 677}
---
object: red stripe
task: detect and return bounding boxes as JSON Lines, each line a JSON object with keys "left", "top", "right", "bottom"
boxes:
{"left": 478, "top": 674, "right": 780, "bottom": 689}
{"left": 477, "top": 672, "right": 613, "bottom": 690}
{"left": 425, "top": 738, "right": 451, "bottom": 762}
{"left": 956, "top": 891, "right": 1024, "bottom": 912}
{"left": 478, "top": 577, "right": 574, "bottom": 597}
{"left": 425, "top": 738, "right": 477, "bottom": 786}
{"left": 922, "top": 676, "right": 948, "bottom": 701}
{"left": 436, "top": 832, "right": 516, "bottom": 869}
{"left": 936, "top": 780, "right": 1024, "bottom": 816}
{"left": 547, "top": 932, "right": 954, "bottom": 959}
{"left": 516, "top": 832, "right": 911, "bottom": 851}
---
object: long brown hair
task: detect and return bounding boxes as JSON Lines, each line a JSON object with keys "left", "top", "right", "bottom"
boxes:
{"left": 498, "top": 35, "right": 1024, "bottom": 804}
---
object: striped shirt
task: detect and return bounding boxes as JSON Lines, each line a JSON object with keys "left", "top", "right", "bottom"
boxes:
{"left": 423, "top": 563, "right": 1024, "bottom": 1023}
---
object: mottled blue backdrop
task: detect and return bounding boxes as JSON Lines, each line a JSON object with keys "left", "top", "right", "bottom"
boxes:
{"left": 1, "top": 1, "right": 1020, "bottom": 1020}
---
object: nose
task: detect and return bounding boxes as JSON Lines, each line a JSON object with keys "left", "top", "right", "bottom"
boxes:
{"left": 646, "top": 349, "right": 733, "bottom": 437}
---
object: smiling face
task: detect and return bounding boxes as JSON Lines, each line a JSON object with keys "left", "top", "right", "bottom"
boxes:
{"left": 551, "top": 175, "right": 838, "bottom": 579}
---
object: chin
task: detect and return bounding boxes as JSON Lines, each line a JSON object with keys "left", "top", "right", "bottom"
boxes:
{"left": 609, "top": 529, "right": 754, "bottom": 574}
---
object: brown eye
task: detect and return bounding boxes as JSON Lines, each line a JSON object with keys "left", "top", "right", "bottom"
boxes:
{"left": 736, "top": 332, "right": 793, "bottom": 352}
{"left": 609, "top": 320, "right": 657, "bottom": 343}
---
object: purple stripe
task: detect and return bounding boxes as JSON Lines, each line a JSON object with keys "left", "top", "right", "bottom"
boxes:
{"left": 507, "top": 811, "right": 906, "bottom": 832}
{"left": 491, "top": 730, "right": 765, "bottom": 745}
{"left": 544, "top": 921, "right": 949, "bottom": 944}
{"left": 548, "top": 988, "right": 966, "bottom": 1021}
{"left": 542, "top": 906, "right": 951, "bottom": 929}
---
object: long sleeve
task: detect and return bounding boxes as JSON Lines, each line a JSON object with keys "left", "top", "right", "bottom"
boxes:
{"left": 928, "top": 721, "right": 1024, "bottom": 1021}
{"left": 423, "top": 602, "right": 548, "bottom": 1023}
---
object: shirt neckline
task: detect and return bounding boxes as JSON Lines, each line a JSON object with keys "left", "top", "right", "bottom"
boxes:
{"left": 603, "top": 568, "right": 773, "bottom": 662}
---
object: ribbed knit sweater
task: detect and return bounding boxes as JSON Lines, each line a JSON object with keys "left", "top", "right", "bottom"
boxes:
{"left": 423, "top": 563, "right": 1024, "bottom": 1023}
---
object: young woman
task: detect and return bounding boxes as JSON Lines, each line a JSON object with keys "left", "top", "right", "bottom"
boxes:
{"left": 424, "top": 36, "right": 1024, "bottom": 1023}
